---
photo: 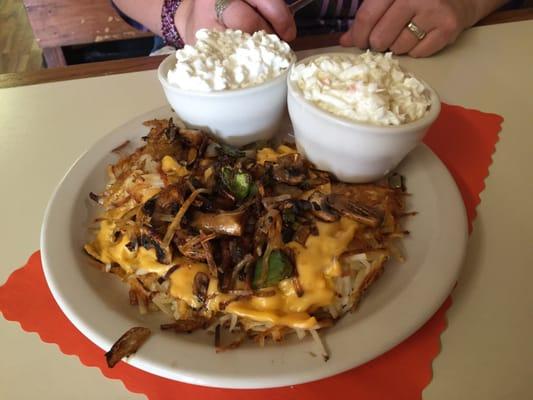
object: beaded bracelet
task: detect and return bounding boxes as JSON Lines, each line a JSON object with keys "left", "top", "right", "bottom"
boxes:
{"left": 161, "top": 0, "right": 184, "bottom": 48}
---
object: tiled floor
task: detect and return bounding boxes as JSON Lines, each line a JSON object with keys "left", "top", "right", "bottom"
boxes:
{"left": 0, "top": 0, "right": 43, "bottom": 74}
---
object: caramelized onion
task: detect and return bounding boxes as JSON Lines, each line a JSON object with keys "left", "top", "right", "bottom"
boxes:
{"left": 105, "top": 327, "right": 151, "bottom": 368}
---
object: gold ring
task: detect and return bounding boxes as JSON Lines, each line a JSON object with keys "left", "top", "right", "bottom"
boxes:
{"left": 215, "top": 0, "right": 233, "bottom": 25}
{"left": 406, "top": 21, "right": 426, "bottom": 41}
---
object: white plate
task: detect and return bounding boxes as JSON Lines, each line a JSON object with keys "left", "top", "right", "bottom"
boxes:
{"left": 41, "top": 106, "right": 467, "bottom": 389}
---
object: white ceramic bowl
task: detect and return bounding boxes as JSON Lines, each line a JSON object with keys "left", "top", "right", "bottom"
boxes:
{"left": 287, "top": 53, "right": 441, "bottom": 183}
{"left": 158, "top": 53, "right": 295, "bottom": 147}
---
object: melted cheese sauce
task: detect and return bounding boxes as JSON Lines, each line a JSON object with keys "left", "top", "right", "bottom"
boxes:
{"left": 257, "top": 145, "right": 296, "bottom": 165}
{"left": 161, "top": 155, "right": 189, "bottom": 177}
{"left": 85, "top": 220, "right": 171, "bottom": 275}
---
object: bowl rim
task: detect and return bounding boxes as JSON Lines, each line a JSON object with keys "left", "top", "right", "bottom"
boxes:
{"left": 287, "top": 52, "right": 441, "bottom": 134}
{"left": 158, "top": 52, "right": 296, "bottom": 98}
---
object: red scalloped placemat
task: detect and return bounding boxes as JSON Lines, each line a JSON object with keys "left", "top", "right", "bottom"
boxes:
{"left": 0, "top": 103, "right": 502, "bottom": 399}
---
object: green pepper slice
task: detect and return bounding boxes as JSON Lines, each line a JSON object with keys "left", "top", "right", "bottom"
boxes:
{"left": 220, "top": 166, "right": 252, "bottom": 200}
{"left": 252, "top": 250, "right": 294, "bottom": 289}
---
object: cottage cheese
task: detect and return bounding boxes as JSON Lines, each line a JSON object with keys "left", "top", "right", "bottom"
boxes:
{"left": 290, "top": 52, "right": 431, "bottom": 126}
{"left": 167, "top": 29, "right": 294, "bottom": 92}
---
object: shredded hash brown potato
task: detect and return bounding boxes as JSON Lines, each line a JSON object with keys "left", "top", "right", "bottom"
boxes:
{"left": 85, "top": 118, "right": 409, "bottom": 360}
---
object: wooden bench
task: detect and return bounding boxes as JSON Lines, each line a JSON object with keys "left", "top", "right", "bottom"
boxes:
{"left": 23, "top": 0, "right": 153, "bottom": 68}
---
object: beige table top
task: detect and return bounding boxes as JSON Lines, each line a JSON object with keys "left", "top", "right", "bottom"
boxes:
{"left": 1, "top": 20, "right": 532, "bottom": 400}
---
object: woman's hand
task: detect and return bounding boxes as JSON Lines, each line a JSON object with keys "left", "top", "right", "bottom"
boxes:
{"left": 175, "top": 0, "right": 297, "bottom": 44}
{"left": 340, "top": 0, "right": 486, "bottom": 57}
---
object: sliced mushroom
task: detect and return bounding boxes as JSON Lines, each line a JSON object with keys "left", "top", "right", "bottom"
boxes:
{"left": 193, "top": 271, "right": 210, "bottom": 303}
{"left": 308, "top": 191, "right": 340, "bottom": 222}
{"left": 272, "top": 164, "right": 306, "bottom": 185}
{"left": 191, "top": 210, "right": 245, "bottom": 236}
{"left": 326, "top": 194, "right": 382, "bottom": 227}
{"left": 179, "top": 128, "right": 204, "bottom": 147}
{"left": 269, "top": 153, "right": 307, "bottom": 185}
{"left": 105, "top": 327, "right": 151, "bottom": 368}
